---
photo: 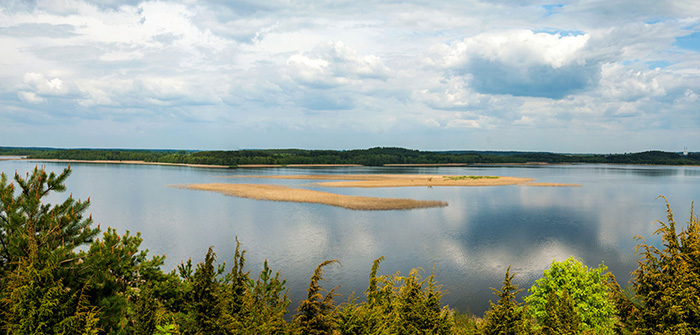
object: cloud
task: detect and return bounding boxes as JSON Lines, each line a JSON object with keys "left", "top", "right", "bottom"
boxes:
{"left": 1, "top": 0, "right": 700, "bottom": 151}
{"left": 17, "top": 91, "right": 45, "bottom": 104}
{"left": 429, "top": 30, "right": 598, "bottom": 99}
{"left": 598, "top": 64, "right": 666, "bottom": 101}
{"left": 446, "top": 119, "right": 481, "bottom": 129}
{"left": 287, "top": 41, "right": 390, "bottom": 88}
{"left": 0, "top": 23, "right": 77, "bottom": 38}
{"left": 23, "top": 72, "right": 69, "bottom": 95}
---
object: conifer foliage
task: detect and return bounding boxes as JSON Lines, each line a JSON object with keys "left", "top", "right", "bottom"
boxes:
{"left": 482, "top": 266, "right": 532, "bottom": 335}
{"left": 0, "top": 166, "right": 99, "bottom": 276}
{"left": 633, "top": 197, "right": 700, "bottom": 334}
{"left": 0, "top": 167, "right": 102, "bottom": 334}
{"left": 295, "top": 259, "right": 341, "bottom": 335}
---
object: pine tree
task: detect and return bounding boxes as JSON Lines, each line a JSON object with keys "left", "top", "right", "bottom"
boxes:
{"left": 191, "top": 246, "right": 226, "bottom": 335}
{"left": 392, "top": 267, "right": 453, "bottom": 335}
{"left": 633, "top": 197, "right": 700, "bottom": 334}
{"left": 482, "top": 266, "right": 532, "bottom": 335}
{"left": 541, "top": 288, "right": 580, "bottom": 335}
{"left": 294, "top": 259, "right": 341, "bottom": 335}
{"left": 0, "top": 166, "right": 99, "bottom": 277}
{"left": 0, "top": 167, "right": 101, "bottom": 334}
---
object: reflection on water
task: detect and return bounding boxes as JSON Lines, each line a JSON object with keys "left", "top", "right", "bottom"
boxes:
{"left": 1, "top": 161, "right": 699, "bottom": 315}
{"left": 593, "top": 165, "right": 681, "bottom": 177}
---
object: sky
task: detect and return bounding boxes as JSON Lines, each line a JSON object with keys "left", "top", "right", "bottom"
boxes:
{"left": 0, "top": 0, "right": 699, "bottom": 153}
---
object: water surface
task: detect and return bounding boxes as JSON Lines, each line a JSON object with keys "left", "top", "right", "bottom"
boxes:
{"left": 2, "top": 160, "right": 698, "bottom": 315}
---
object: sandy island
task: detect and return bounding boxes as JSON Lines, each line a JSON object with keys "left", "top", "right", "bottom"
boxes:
{"left": 224, "top": 174, "right": 581, "bottom": 188}
{"left": 177, "top": 174, "right": 581, "bottom": 210}
{"left": 227, "top": 174, "right": 537, "bottom": 187}
{"left": 177, "top": 183, "right": 448, "bottom": 210}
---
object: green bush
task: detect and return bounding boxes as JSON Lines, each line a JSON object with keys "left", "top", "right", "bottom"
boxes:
{"left": 524, "top": 257, "right": 617, "bottom": 334}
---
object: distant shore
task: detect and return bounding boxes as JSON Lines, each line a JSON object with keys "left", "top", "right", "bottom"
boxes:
{"left": 14, "top": 158, "right": 568, "bottom": 169}
{"left": 17, "top": 158, "right": 369, "bottom": 169}
{"left": 17, "top": 157, "right": 678, "bottom": 172}
{"left": 19, "top": 158, "right": 231, "bottom": 169}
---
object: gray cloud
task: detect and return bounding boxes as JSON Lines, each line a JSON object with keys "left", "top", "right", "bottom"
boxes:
{"left": 0, "top": 23, "right": 77, "bottom": 38}
{"left": 465, "top": 57, "right": 600, "bottom": 99}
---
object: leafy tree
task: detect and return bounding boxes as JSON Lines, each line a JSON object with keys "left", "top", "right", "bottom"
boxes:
{"left": 633, "top": 198, "right": 700, "bottom": 334}
{"left": 482, "top": 266, "right": 532, "bottom": 335}
{"left": 524, "top": 257, "right": 617, "bottom": 334}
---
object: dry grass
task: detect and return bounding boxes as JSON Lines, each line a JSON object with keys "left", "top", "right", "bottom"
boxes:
{"left": 177, "top": 183, "right": 448, "bottom": 210}
{"left": 228, "top": 174, "right": 536, "bottom": 188}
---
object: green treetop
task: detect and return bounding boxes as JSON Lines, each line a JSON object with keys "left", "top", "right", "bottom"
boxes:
{"left": 524, "top": 257, "right": 617, "bottom": 334}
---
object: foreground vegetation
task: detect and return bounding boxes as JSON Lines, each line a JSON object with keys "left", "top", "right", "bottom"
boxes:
{"left": 1, "top": 167, "right": 699, "bottom": 334}
{"left": 2, "top": 146, "right": 699, "bottom": 166}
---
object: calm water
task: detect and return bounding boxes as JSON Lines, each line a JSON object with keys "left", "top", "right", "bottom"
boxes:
{"left": 2, "top": 160, "right": 699, "bottom": 315}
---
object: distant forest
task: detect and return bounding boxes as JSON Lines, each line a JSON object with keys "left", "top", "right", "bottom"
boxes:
{"left": 1, "top": 146, "right": 699, "bottom": 166}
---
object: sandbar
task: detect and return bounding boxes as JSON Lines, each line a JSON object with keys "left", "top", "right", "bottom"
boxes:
{"left": 227, "top": 174, "right": 537, "bottom": 187}
{"left": 176, "top": 183, "right": 448, "bottom": 210}
{"left": 178, "top": 174, "right": 580, "bottom": 210}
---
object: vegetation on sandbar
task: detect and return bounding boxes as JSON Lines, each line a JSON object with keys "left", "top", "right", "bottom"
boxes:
{"left": 443, "top": 175, "right": 500, "bottom": 181}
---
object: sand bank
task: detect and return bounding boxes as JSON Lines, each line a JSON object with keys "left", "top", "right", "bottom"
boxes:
{"left": 228, "top": 174, "right": 537, "bottom": 187}
{"left": 177, "top": 183, "right": 447, "bottom": 210}
{"left": 178, "top": 174, "right": 581, "bottom": 210}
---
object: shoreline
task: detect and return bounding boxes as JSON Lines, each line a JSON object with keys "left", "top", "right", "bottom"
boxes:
{"left": 9, "top": 158, "right": 696, "bottom": 168}
{"left": 17, "top": 159, "right": 366, "bottom": 169}
{"left": 20, "top": 158, "right": 231, "bottom": 169}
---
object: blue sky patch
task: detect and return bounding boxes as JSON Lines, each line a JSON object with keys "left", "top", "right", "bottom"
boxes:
{"left": 674, "top": 32, "right": 700, "bottom": 51}
{"left": 646, "top": 60, "right": 671, "bottom": 69}
{"left": 542, "top": 4, "right": 564, "bottom": 17}
{"left": 534, "top": 28, "right": 586, "bottom": 37}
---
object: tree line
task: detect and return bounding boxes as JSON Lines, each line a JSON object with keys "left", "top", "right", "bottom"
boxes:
{"left": 2, "top": 147, "right": 699, "bottom": 166}
{"left": 1, "top": 167, "right": 699, "bottom": 334}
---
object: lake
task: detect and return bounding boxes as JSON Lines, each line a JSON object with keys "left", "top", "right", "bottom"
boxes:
{"left": 2, "top": 159, "right": 699, "bottom": 315}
